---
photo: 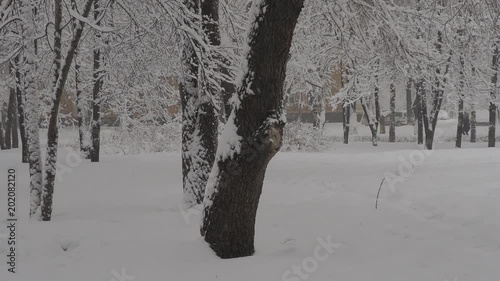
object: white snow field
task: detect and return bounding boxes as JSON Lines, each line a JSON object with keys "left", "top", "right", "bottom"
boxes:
{"left": 1, "top": 140, "right": 500, "bottom": 281}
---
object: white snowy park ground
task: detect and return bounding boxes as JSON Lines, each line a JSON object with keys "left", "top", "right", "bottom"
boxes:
{"left": 1, "top": 133, "right": 500, "bottom": 281}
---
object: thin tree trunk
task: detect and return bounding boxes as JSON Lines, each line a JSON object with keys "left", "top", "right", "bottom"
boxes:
{"left": 90, "top": 0, "right": 102, "bottom": 162}
{"left": 456, "top": 99, "right": 463, "bottom": 148}
{"left": 41, "top": 0, "right": 94, "bottom": 221}
{"left": 470, "top": 109, "right": 476, "bottom": 143}
{"left": 406, "top": 79, "right": 413, "bottom": 124}
{"left": 389, "top": 83, "right": 396, "bottom": 142}
{"left": 456, "top": 53, "right": 465, "bottom": 148}
{"left": 489, "top": 44, "right": 498, "bottom": 148}
{"left": 201, "top": 0, "right": 304, "bottom": 259}
{"left": 0, "top": 118, "right": 5, "bottom": 150}
{"left": 14, "top": 56, "right": 28, "bottom": 162}
{"left": 414, "top": 82, "right": 423, "bottom": 144}
{"left": 75, "top": 52, "right": 90, "bottom": 158}
{"left": 341, "top": 64, "right": 349, "bottom": 144}
{"left": 343, "top": 100, "right": 350, "bottom": 144}
{"left": 361, "top": 97, "right": 378, "bottom": 146}
{"left": 5, "top": 88, "right": 16, "bottom": 149}
{"left": 10, "top": 89, "right": 18, "bottom": 149}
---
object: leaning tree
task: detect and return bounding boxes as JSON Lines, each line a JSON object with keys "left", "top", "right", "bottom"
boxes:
{"left": 201, "top": 0, "right": 304, "bottom": 259}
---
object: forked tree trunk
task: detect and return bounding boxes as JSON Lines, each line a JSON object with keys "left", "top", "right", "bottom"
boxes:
{"left": 489, "top": 44, "right": 498, "bottom": 148}
{"left": 389, "top": 83, "right": 396, "bottom": 142}
{"left": 201, "top": 0, "right": 304, "bottom": 259}
{"left": 180, "top": 0, "right": 219, "bottom": 206}
{"left": 41, "top": 0, "right": 94, "bottom": 221}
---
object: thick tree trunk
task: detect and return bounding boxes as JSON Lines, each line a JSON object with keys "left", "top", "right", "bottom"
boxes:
{"left": 90, "top": 0, "right": 102, "bottom": 162}
{"left": 201, "top": 0, "right": 304, "bottom": 259}
{"left": 489, "top": 44, "right": 498, "bottom": 148}
{"left": 456, "top": 99, "right": 463, "bottom": 148}
{"left": 19, "top": 0, "right": 43, "bottom": 219}
{"left": 389, "top": 84, "right": 396, "bottom": 142}
{"left": 41, "top": 0, "right": 94, "bottom": 221}
{"left": 180, "top": 0, "right": 219, "bottom": 206}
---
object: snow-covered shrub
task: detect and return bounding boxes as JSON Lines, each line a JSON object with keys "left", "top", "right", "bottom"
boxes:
{"left": 101, "top": 123, "right": 181, "bottom": 155}
{"left": 282, "top": 122, "right": 331, "bottom": 152}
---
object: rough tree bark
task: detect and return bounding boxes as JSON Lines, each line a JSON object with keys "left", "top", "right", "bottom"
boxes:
{"left": 5, "top": 88, "right": 17, "bottom": 149}
{"left": 389, "top": 83, "right": 396, "bottom": 142}
{"left": 10, "top": 88, "right": 18, "bottom": 149}
{"left": 456, "top": 54, "right": 465, "bottom": 148}
{"left": 19, "top": 0, "right": 43, "bottom": 219}
{"left": 470, "top": 109, "right": 476, "bottom": 143}
{"left": 41, "top": 0, "right": 94, "bottom": 221}
{"left": 0, "top": 117, "right": 5, "bottom": 150}
{"left": 14, "top": 56, "right": 28, "bottom": 162}
{"left": 489, "top": 43, "right": 498, "bottom": 148}
{"left": 180, "top": 0, "right": 218, "bottom": 206}
{"left": 201, "top": 0, "right": 304, "bottom": 259}
{"left": 90, "top": 0, "right": 102, "bottom": 162}
{"left": 342, "top": 63, "right": 350, "bottom": 144}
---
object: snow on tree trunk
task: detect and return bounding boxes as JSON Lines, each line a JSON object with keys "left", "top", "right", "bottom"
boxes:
{"left": 41, "top": 0, "right": 94, "bottom": 221}
{"left": 406, "top": 79, "right": 413, "bottom": 124}
{"left": 19, "top": 0, "right": 43, "bottom": 219}
{"left": 180, "top": 0, "right": 218, "bottom": 206}
{"left": 456, "top": 53, "right": 465, "bottom": 148}
{"left": 201, "top": 0, "right": 304, "bottom": 258}
{"left": 360, "top": 97, "right": 378, "bottom": 146}
{"left": 389, "top": 83, "right": 396, "bottom": 142}
{"left": 90, "top": 0, "right": 102, "bottom": 162}
{"left": 75, "top": 52, "right": 90, "bottom": 158}
{"left": 489, "top": 44, "right": 498, "bottom": 148}
{"left": 10, "top": 88, "right": 19, "bottom": 149}
{"left": 414, "top": 80, "right": 424, "bottom": 144}
{"left": 5, "top": 88, "right": 16, "bottom": 149}
{"left": 343, "top": 100, "right": 350, "bottom": 144}
{"left": 470, "top": 109, "right": 476, "bottom": 143}
{"left": 14, "top": 56, "right": 29, "bottom": 162}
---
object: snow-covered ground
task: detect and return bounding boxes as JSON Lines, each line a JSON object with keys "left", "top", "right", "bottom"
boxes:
{"left": 1, "top": 139, "right": 499, "bottom": 281}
